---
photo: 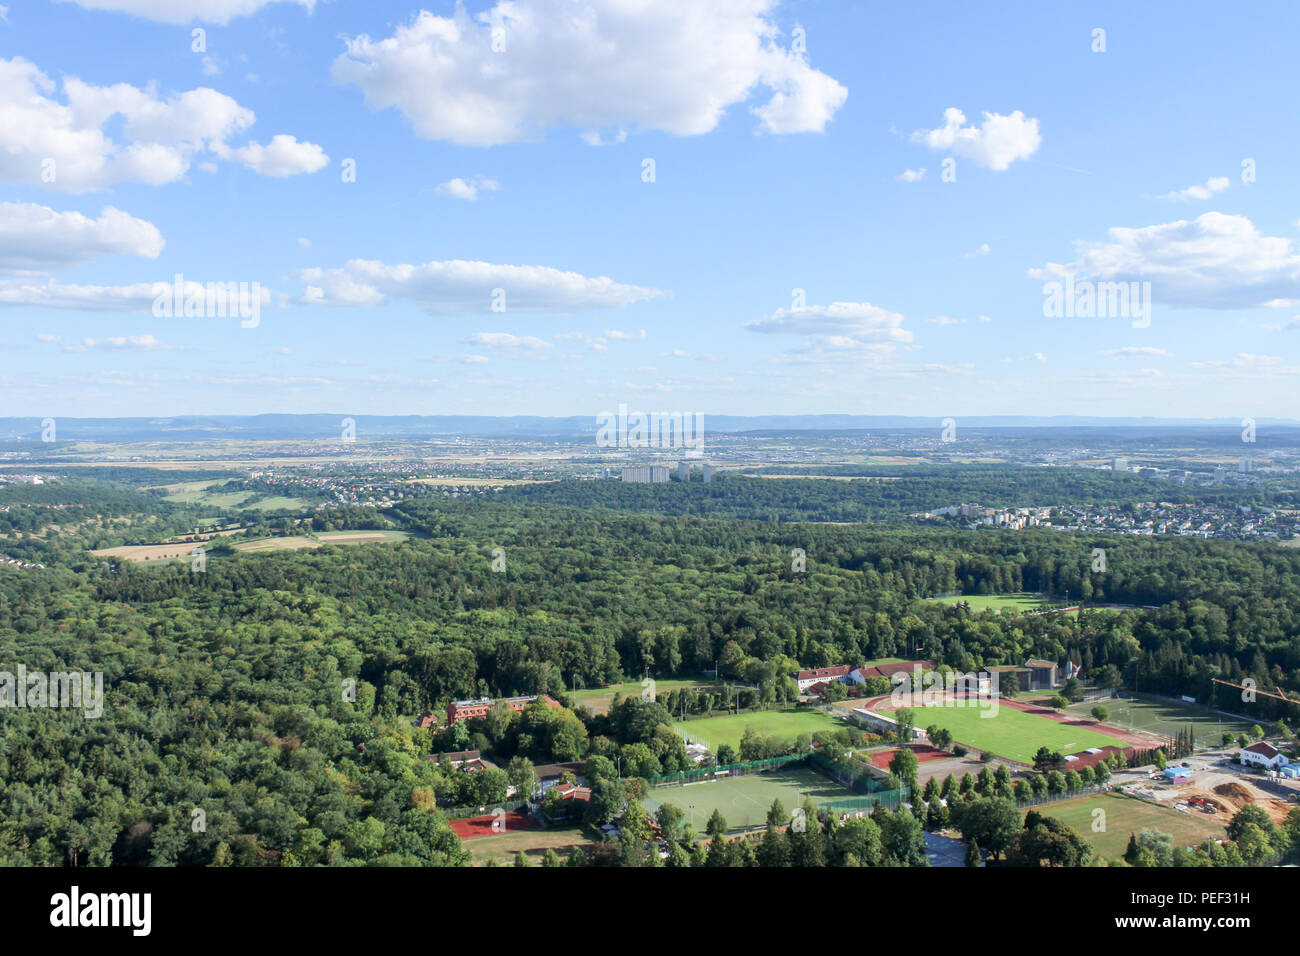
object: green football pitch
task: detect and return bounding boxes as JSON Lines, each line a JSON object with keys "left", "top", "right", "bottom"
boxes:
{"left": 643, "top": 768, "right": 868, "bottom": 831}
{"left": 674, "top": 709, "right": 847, "bottom": 753}
{"left": 924, "top": 592, "right": 1047, "bottom": 613}
{"left": 1068, "top": 695, "right": 1256, "bottom": 749}
{"left": 909, "top": 702, "right": 1127, "bottom": 764}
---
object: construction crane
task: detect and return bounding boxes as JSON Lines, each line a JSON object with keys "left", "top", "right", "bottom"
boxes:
{"left": 1209, "top": 677, "right": 1298, "bottom": 706}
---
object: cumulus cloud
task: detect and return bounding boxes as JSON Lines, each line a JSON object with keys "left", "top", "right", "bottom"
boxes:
{"left": 331, "top": 1, "right": 848, "bottom": 146}
{"left": 746, "top": 301, "right": 912, "bottom": 361}
{"left": 1156, "top": 176, "right": 1229, "bottom": 202}
{"left": 60, "top": 0, "right": 315, "bottom": 25}
{"left": 0, "top": 202, "right": 163, "bottom": 273}
{"left": 435, "top": 175, "right": 501, "bottom": 200}
{"left": 911, "top": 107, "right": 1041, "bottom": 170}
{"left": 215, "top": 134, "right": 328, "bottom": 177}
{"left": 298, "top": 258, "right": 666, "bottom": 314}
{"left": 0, "top": 56, "right": 326, "bottom": 192}
{"left": 1030, "top": 212, "right": 1300, "bottom": 309}
{"left": 895, "top": 168, "right": 925, "bottom": 183}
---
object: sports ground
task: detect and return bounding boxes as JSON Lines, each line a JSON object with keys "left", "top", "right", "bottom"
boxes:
{"left": 642, "top": 767, "right": 869, "bottom": 831}
{"left": 1066, "top": 695, "right": 1256, "bottom": 749}
{"left": 923, "top": 592, "right": 1046, "bottom": 613}
{"left": 674, "top": 709, "right": 847, "bottom": 753}
{"left": 1043, "top": 792, "right": 1227, "bottom": 860}
{"left": 903, "top": 701, "right": 1129, "bottom": 764}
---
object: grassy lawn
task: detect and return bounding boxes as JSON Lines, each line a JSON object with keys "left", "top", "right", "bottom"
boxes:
{"left": 909, "top": 702, "right": 1128, "bottom": 764}
{"left": 1070, "top": 694, "right": 1256, "bottom": 749}
{"left": 465, "top": 827, "right": 596, "bottom": 866}
{"left": 570, "top": 678, "right": 720, "bottom": 715}
{"left": 674, "top": 709, "right": 847, "bottom": 753}
{"left": 1041, "top": 792, "right": 1226, "bottom": 860}
{"left": 923, "top": 592, "right": 1047, "bottom": 613}
{"left": 643, "top": 767, "right": 859, "bottom": 831}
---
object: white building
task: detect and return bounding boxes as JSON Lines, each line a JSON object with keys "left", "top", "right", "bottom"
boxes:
{"left": 1241, "top": 741, "right": 1289, "bottom": 770}
{"left": 621, "top": 465, "right": 670, "bottom": 483}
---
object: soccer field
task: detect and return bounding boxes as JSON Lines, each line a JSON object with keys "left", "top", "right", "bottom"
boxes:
{"left": 674, "top": 709, "right": 847, "bottom": 753}
{"left": 643, "top": 768, "right": 865, "bottom": 831}
{"left": 1069, "top": 695, "right": 1256, "bottom": 749}
{"left": 909, "top": 703, "right": 1127, "bottom": 764}
{"left": 924, "top": 593, "right": 1046, "bottom": 613}
{"left": 1043, "top": 792, "right": 1226, "bottom": 860}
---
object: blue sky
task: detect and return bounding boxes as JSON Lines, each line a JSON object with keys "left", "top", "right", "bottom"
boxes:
{"left": 2, "top": 0, "right": 1299, "bottom": 419}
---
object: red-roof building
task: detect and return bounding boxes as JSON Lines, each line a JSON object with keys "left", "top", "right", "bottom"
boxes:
{"left": 446, "top": 694, "right": 562, "bottom": 725}
{"left": 1242, "top": 741, "right": 1289, "bottom": 770}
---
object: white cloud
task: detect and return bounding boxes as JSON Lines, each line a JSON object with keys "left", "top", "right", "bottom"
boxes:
{"left": 299, "top": 258, "right": 666, "bottom": 314}
{"left": 962, "top": 242, "right": 991, "bottom": 258}
{"left": 1030, "top": 212, "right": 1300, "bottom": 309}
{"left": 603, "top": 328, "right": 646, "bottom": 341}
{"left": 462, "top": 353, "right": 489, "bottom": 364}
{"left": 41, "top": 333, "right": 179, "bottom": 352}
{"left": 1156, "top": 176, "right": 1229, "bottom": 202}
{"left": 746, "top": 301, "right": 912, "bottom": 360}
{"left": 461, "top": 332, "right": 552, "bottom": 350}
{"left": 435, "top": 175, "right": 501, "bottom": 201}
{"left": 0, "top": 202, "right": 163, "bottom": 273}
{"left": 895, "top": 167, "right": 925, "bottom": 183}
{"left": 60, "top": 0, "right": 315, "bottom": 25}
{"left": 0, "top": 277, "right": 271, "bottom": 311}
{"left": 0, "top": 56, "right": 325, "bottom": 192}
{"left": 201, "top": 56, "right": 224, "bottom": 76}
{"left": 0, "top": 6, "right": 9, "bottom": 22}
{"left": 332, "top": 1, "right": 848, "bottom": 146}
{"left": 1101, "top": 346, "right": 1170, "bottom": 358}
{"left": 911, "top": 107, "right": 1041, "bottom": 170}
{"left": 215, "top": 134, "right": 328, "bottom": 177}
{"left": 928, "top": 315, "right": 965, "bottom": 325}
{"left": 296, "top": 237, "right": 311, "bottom": 248}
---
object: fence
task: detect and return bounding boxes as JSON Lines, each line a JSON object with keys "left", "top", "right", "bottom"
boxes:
{"left": 441, "top": 797, "right": 528, "bottom": 820}
{"left": 646, "top": 753, "right": 808, "bottom": 788}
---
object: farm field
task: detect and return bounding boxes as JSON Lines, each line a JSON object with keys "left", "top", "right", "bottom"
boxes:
{"left": 674, "top": 708, "right": 846, "bottom": 753}
{"left": 643, "top": 767, "right": 860, "bottom": 831}
{"left": 464, "top": 826, "right": 596, "bottom": 866}
{"left": 907, "top": 702, "right": 1128, "bottom": 764}
{"left": 570, "top": 678, "right": 719, "bottom": 716}
{"left": 1071, "top": 695, "right": 1256, "bottom": 749}
{"left": 923, "top": 592, "right": 1046, "bottom": 613}
{"left": 92, "top": 529, "right": 408, "bottom": 562}
{"left": 1043, "top": 792, "right": 1227, "bottom": 860}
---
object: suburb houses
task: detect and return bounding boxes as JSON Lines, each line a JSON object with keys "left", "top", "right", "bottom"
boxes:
{"left": 446, "top": 694, "right": 562, "bottom": 725}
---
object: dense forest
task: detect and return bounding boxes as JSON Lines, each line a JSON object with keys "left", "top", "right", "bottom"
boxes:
{"left": 5, "top": 476, "right": 1300, "bottom": 865}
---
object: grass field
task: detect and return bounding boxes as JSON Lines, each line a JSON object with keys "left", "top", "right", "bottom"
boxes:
{"left": 924, "top": 592, "right": 1046, "bottom": 613}
{"left": 643, "top": 767, "right": 861, "bottom": 831}
{"left": 570, "top": 679, "right": 719, "bottom": 715}
{"left": 465, "top": 827, "right": 596, "bottom": 866}
{"left": 908, "top": 702, "right": 1128, "bottom": 764}
{"left": 674, "top": 709, "right": 846, "bottom": 753}
{"left": 1069, "top": 695, "right": 1256, "bottom": 749}
{"left": 1042, "top": 792, "right": 1227, "bottom": 860}
{"left": 93, "top": 529, "right": 408, "bottom": 562}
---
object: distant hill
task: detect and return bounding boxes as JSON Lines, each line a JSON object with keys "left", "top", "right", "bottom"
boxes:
{"left": 1, "top": 413, "right": 1298, "bottom": 442}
